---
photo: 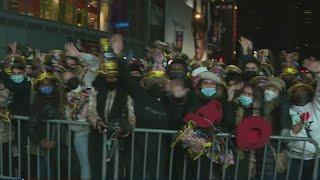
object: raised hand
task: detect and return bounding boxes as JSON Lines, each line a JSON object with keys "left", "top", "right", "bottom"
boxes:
{"left": 65, "top": 42, "right": 80, "bottom": 57}
{"left": 303, "top": 57, "right": 320, "bottom": 74}
{"left": 8, "top": 42, "right": 17, "bottom": 54}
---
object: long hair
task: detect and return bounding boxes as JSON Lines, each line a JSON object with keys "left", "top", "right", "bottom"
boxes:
{"left": 236, "top": 83, "right": 264, "bottom": 124}
{"left": 31, "top": 78, "right": 65, "bottom": 120}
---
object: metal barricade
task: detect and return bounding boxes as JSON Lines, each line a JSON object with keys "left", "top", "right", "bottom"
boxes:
{"left": 0, "top": 116, "right": 319, "bottom": 180}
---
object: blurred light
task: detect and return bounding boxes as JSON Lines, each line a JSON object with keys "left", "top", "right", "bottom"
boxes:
{"left": 87, "top": 4, "right": 91, "bottom": 8}
{"left": 124, "top": 57, "right": 127, "bottom": 60}
{"left": 194, "top": 13, "right": 202, "bottom": 19}
{"left": 90, "top": 17, "right": 94, "bottom": 20}
{"left": 233, "top": 51, "right": 237, "bottom": 55}
{"left": 234, "top": 6, "right": 238, "bottom": 10}
{"left": 77, "top": 8, "right": 80, "bottom": 11}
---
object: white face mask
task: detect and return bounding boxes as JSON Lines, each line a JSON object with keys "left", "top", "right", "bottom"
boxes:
{"left": 264, "top": 90, "right": 278, "bottom": 102}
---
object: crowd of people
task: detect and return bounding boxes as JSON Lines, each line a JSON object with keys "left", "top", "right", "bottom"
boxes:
{"left": 1, "top": 34, "right": 320, "bottom": 180}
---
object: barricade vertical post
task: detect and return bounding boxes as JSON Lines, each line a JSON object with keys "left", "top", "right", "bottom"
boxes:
{"left": 37, "top": 147, "right": 40, "bottom": 179}
{"left": 8, "top": 122, "right": 12, "bottom": 176}
{"left": 261, "top": 144, "right": 268, "bottom": 180}
{"left": 311, "top": 139, "right": 320, "bottom": 180}
{"left": 142, "top": 132, "right": 149, "bottom": 179}
{"left": 156, "top": 133, "right": 162, "bottom": 179}
{"left": 168, "top": 145, "right": 174, "bottom": 180}
{"left": 286, "top": 157, "right": 292, "bottom": 180}
{"left": 222, "top": 137, "right": 229, "bottom": 180}
{"left": 130, "top": 131, "right": 135, "bottom": 180}
{"left": 101, "top": 134, "right": 107, "bottom": 180}
{"left": 68, "top": 125, "right": 71, "bottom": 180}
{"left": 273, "top": 139, "right": 281, "bottom": 180}
{"left": 183, "top": 154, "right": 186, "bottom": 180}
{"left": 113, "top": 140, "right": 119, "bottom": 180}
{"left": 27, "top": 137, "right": 30, "bottom": 180}
{"left": 196, "top": 157, "right": 201, "bottom": 180}
{"left": 57, "top": 122, "right": 61, "bottom": 180}
{"left": 0, "top": 143, "right": 3, "bottom": 175}
{"left": 46, "top": 122, "right": 51, "bottom": 179}
{"left": 17, "top": 119, "right": 21, "bottom": 176}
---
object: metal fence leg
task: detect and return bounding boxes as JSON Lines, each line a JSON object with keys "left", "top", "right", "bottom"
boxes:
{"left": 169, "top": 145, "right": 174, "bottom": 180}
{"left": 261, "top": 145, "right": 268, "bottom": 180}
{"left": 156, "top": 133, "right": 162, "bottom": 179}
{"left": 102, "top": 134, "right": 107, "bottom": 180}
{"left": 17, "top": 120, "right": 21, "bottom": 177}
{"left": 183, "top": 154, "right": 187, "bottom": 180}
{"left": 57, "top": 123, "right": 61, "bottom": 180}
{"left": 273, "top": 139, "right": 281, "bottom": 180}
{"left": 27, "top": 137, "right": 31, "bottom": 180}
{"left": 196, "top": 157, "right": 201, "bottom": 180}
{"left": 113, "top": 140, "right": 119, "bottom": 180}
{"left": 8, "top": 123, "right": 12, "bottom": 177}
{"left": 130, "top": 131, "right": 135, "bottom": 180}
{"left": 143, "top": 132, "right": 149, "bottom": 179}
{"left": 47, "top": 122, "right": 51, "bottom": 179}
{"left": 68, "top": 125, "right": 71, "bottom": 180}
{"left": 37, "top": 147, "right": 40, "bottom": 180}
{"left": 0, "top": 143, "right": 2, "bottom": 175}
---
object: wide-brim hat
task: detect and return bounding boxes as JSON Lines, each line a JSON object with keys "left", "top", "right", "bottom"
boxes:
{"left": 184, "top": 100, "right": 223, "bottom": 128}
{"left": 236, "top": 116, "right": 272, "bottom": 150}
{"left": 266, "top": 78, "right": 286, "bottom": 92}
{"left": 287, "top": 83, "right": 315, "bottom": 97}
{"left": 198, "top": 71, "right": 223, "bottom": 84}
{"left": 250, "top": 75, "right": 270, "bottom": 88}
{"left": 225, "top": 65, "right": 242, "bottom": 74}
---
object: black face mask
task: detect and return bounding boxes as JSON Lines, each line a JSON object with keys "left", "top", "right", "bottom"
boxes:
{"left": 291, "top": 92, "right": 313, "bottom": 106}
{"left": 169, "top": 72, "right": 186, "bottom": 80}
{"left": 243, "top": 70, "right": 258, "bottom": 82}
{"left": 65, "top": 77, "right": 80, "bottom": 92}
{"left": 106, "top": 82, "right": 119, "bottom": 90}
{"left": 147, "top": 84, "right": 163, "bottom": 98}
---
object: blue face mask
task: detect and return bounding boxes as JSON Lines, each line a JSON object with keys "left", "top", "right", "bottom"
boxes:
{"left": 39, "top": 86, "right": 54, "bottom": 95}
{"left": 264, "top": 90, "right": 278, "bottom": 102}
{"left": 238, "top": 95, "right": 253, "bottom": 107}
{"left": 10, "top": 74, "right": 24, "bottom": 84}
{"left": 201, "top": 87, "right": 216, "bottom": 97}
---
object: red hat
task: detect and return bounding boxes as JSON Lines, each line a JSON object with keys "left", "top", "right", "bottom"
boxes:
{"left": 184, "top": 100, "right": 222, "bottom": 128}
{"left": 236, "top": 116, "right": 272, "bottom": 150}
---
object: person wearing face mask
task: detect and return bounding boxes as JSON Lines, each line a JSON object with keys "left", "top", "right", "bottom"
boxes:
{"left": 167, "top": 54, "right": 189, "bottom": 80}
{"left": 89, "top": 61, "right": 135, "bottom": 179}
{"left": 223, "top": 83, "right": 265, "bottom": 180}
{"left": 0, "top": 56, "right": 31, "bottom": 116}
{"left": 242, "top": 60, "right": 260, "bottom": 83}
{"left": 280, "top": 67, "right": 299, "bottom": 90}
{"left": 62, "top": 71, "right": 99, "bottom": 180}
{"left": 177, "top": 70, "right": 223, "bottom": 180}
{"left": 263, "top": 78, "right": 290, "bottom": 135}
{"left": 27, "top": 71, "right": 67, "bottom": 179}
{"left": 117, "top": 57, "right": 170, "bottom": 179}
{"left": 286, "top": 55, "right": 320, "bottom": 180}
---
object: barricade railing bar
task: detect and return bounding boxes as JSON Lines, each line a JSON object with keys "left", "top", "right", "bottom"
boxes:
{"left": 0, "top": 115, "right": 318, "bottom": 180}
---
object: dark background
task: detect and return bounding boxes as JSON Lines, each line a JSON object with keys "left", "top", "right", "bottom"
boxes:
{"left": 238, "top": 0, "right": 320, "bottom": 54}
